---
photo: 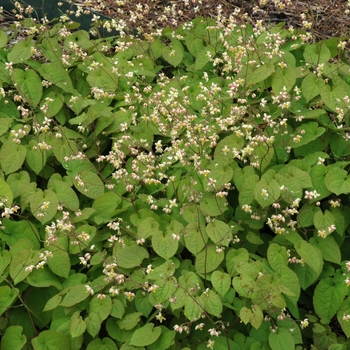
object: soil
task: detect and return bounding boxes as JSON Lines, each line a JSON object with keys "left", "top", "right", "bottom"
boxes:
{"left": 1, "top": 0, "right": 350, "bottom": 41}
{"left": 71, "top": 0, "right": 350, "bottom": 40}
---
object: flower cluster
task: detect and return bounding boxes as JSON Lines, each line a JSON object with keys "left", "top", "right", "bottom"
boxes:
{"left": 25, "top": 250, "right": 53, "bottom": 272}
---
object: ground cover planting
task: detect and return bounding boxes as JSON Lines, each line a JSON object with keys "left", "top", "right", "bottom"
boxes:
{"left": 1, "top": 1, "right": 350, "bottom": 349}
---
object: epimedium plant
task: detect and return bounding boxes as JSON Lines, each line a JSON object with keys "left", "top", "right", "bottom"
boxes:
{"left": 1, "top": 3, "right": 350, "bottom": 350}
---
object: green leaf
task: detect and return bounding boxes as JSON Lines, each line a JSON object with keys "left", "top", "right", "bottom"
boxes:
{"left": 186, "top": 34, "right": 204, "bottom": 57}
{"left": 238, "top": 175, "right": 259, "bottom": 206}
{"left": 310, "top": 165, "right": 332, "bottom": 200}
{"left": 250, "top": 143, "right": 274, "bottom": 172}
{"left": 202, "top": 163, "right": 233, "bottom": 191}
{"left": 70, "top": 311, "right": 87, "bottom": 338}
{"left": 29, "top": 189, "right": 58, "bottom": 224}
{"left": 232, "top": 275, "right": 256, "bottom": 298}
{"left": 298, "top": 204, "right": 322, "bottom": 228}
{"left": 291, "top": 122, "right": 325, "bottom": 148}
{"left": 320, "top": 77, "right": 350, "bottom": 112}
{"left": 267, "top": 243, "right": 288, "bottom": 272}
{"left": 195, "top": 246, "right": 224, "bottom": 274}
{"left": 275, "top": 266, "right": 300, "bottom": 318}
{"left": 73, "top": 170, "right": 105, "bottom": 199}
{"left": 0, "top": 30, "right": 8, "bottom": 49}
{"left": 25, "top": 141, "right": 48, "bottom": 175}
{"left": 313, "top": 277, "right": 347, "bottom": 323}
{"left": 291, "top": 263, "right": 319, "bottom": 290}
{"left": 47, "top": 248, "right": 70, "bottom": 279}
{"left": 39, "top": 62, "right": 74, "bottom": 93}
{"left": 240, "top": 307, "right": 252, "bottom": 325}
{"left": 332, "top": 207, "right": 348, "bottom": 237}
{"left": 89, "top": 295, "right": 112, "bottom": 322}
{"left": 115, "top": 246, "right": 149, "bottom": 268}
{"left": 254, "top": 178, "right": 281, "bottom": 208}
{"left": 0, "top": 250, "right": 11, "bottom": 276}
{"left": 9, "top": 249, "right": 37, "bottom": 285}
{"left": 0, "top": 286, "right": 18, "bottom": 316}
{"left": 195, "top": 46, "right": 216, "bottom": 70}
{"left": 0, "top": 141, "right": 26, "bottom": 175}
{"left": 295, "top": 109, "right": 327, "bottom": 121}
{"left": 211, "top": 271, "right": 231, "bottom": 297}
{"left": 7, "top": 38, "right": 35, "bottom": 63}
{"left": 278, "top": 165, "right": 312, "bottom": 188}
{"left": 184, "top": 296, "right": 202, "bottom": 322}
{"left": 206, "top": 220, "right": 230, "bottom": 246}
{"left": 87, "top": 338, "right": 118, "bottom": 350}
{"left": 32, "top": 330, "right": 70, "bottom": 350}
{"left": 328, "top": 345, "right": 347, "bottom": 350}
{"left": 137, "top": 217, "right": 160, "bottom": 239}
{"left": 330, "top": 133, "right": 350, "bottom": 158}
{"left": 48, "top": 177, "right": 80, "bottom": 210}
{"left": 152, "top": 231, "right": 178, "bottom": 260}
{"left": 337, "top": 298, "right": 350, "bottom": 338}
{"left": 245, "top": 62, "right": 275, "bottom": 86}
{"left": 43, "top": 294, "right": 62, "bottom": 312}
{"left": 184, "top": 223, "right": 208, "bottom": 255}
{"left": 301, "top": 73, "right": 321, "bottom": 102}
{"left": 85, "top": 312, "right": 101, "bottom": 338}
{"left": 271, "top": 67, "right": 296, "bottom": 93}
{"left": 92, "top": 191, "right": 121, "bottom": 215}
{"left": 60, "top": 284, "right": 90, "bottom": 307}
{"left": 246, "top": 231, "right": 264, "bottom": 245}
{"left": 12, "top": 68, "right": 42, "bottom": 107}
{"left": 135, "top": 291, "right": 152, "bottom": 317}
{"left": 199, "top": 194, "right": 227, "bottom": 216}
{"left": 250, "top": 304, "right": 263, "bottom": 329}
{"left": 269, "top": 327, "right": 295, "bottom": 350}
{"left": 303, "top": 43, "right": 331, "bottom": 64}
{"left": 182, "top": 203, "right": 199, "bottom": 223}
{"left": 87, "top": 67, "right": 118, "bottom": 94}
{"left": 226, "top": 248, "right": 250, "bottom": 276}
{"left": 117, "top": 312, "right": 143, "bottom": 330}
{"left": 27, "top": 266, "right": 62, "bottom": 290}
{"left": 64, "top": 30, "right": 94, "bottom": 50}
{"left": 214, "top": 134, "right": 244, "bottom": 165}
{"left": 147, "top": 327, "right": 175, "bottom": 350}
{"left": 111, "top": 298, "right": 126, "bottom": 319}
{"left": 150, "top": 38, "right": 165, "bottom": 60}
{"left": 325, "top": 167, "right": 350, "bottom": 195}
{"left": 200, "top": 289, "right": 222, "bottom": 317}
{"left": 162, "top": 39, "right": 184, "bottom": 68}
{"left": 0, "top": 325, "right": 26, "bottom": 350}
{"left": 0, "top": 178, "right": 13, "bottom": 205}
{"left": 313, "top": 209, "right": 335, "bottom": 234}
{"left": 129, "top": 323, "right": 161, "bottom": 347}
{"left": 0, "top": 118, "right": 12, "bottom": 137}
{"left": 90, "top": 251, "right": 105, "bottom": 265}
{"left": 313, "top": 234, "right": 339, "bottom": 262}
{"left": 294, "top": 240, "right": 323, "bottom": 276}
{"left": 40, "top": 88, "right": 64, "bottom": 117}
{"left": 41, "top": 37, "right": 62, "bottom": 62}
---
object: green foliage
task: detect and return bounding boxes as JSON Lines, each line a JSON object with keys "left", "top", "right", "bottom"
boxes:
{"left": 0, "top": 10, "right": 350, "bottom": 350}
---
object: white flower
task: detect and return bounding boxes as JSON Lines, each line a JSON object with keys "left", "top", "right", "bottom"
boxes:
{"left": 300, "top": 318, "right": 309, "bottom": 329}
